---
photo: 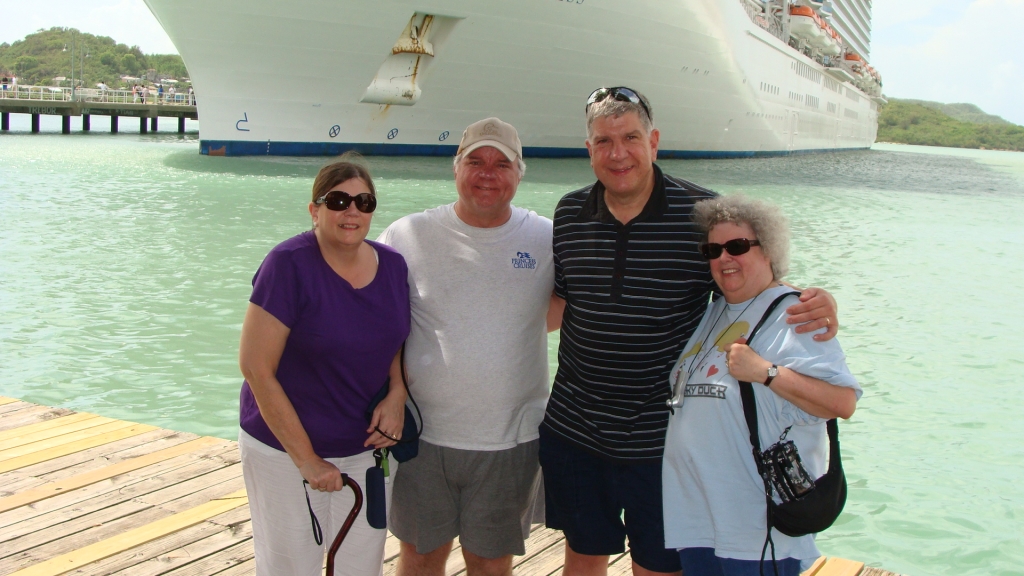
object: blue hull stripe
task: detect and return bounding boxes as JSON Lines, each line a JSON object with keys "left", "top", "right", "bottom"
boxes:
{"left": 200, "top": 140, "right": 869, "bottom": 159}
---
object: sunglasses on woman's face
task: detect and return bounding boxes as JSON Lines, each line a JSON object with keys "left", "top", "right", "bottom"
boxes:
{"left": 698, "top": 238, "right": 761, "bottom": 260}
{"left": 315, "top": 190, "right": 377, "bottom": 213}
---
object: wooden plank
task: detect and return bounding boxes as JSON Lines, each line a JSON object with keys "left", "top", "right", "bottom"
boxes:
{"left": 159, "top": 538, "right": 253, "bottom": 576}
{"left": 815, "top": 557, "right": 865, "bottom": 576}
{"left": 606, "top": 552, "right": 633, "bottom": 576}
{"left": 0, "top": 436, "right": 223, "bottom": 513}
{"left": 0, "top": 424, "right": 157, "bottom": 474}
{"left": 0, "top": 397, "right": 21, "bottom": 406}
{"left": 74, "top": 507, "right": 252, "bottom": 576}
{"left": 6, "top": 430, "right": 196, "bottom": 482}
{"left": 6, "top": 489, "right": 248, "bottom": 576}
{"left": 0, "top": 420, "right": 142, "bottom": 462}
{"left": 0, "top": 459, "right": 242, "bottom": 542}
{"left": 514, "top": 539, "right": 566, "bottom": 576}
{"left": 860, "top": 567, "right": 899, "bottom": 576}
{"left": 0, "top": 407, "right": 74, "bottom": 432}
{"left": 0, "top": 415, "right": 112, "bottom": 449}
{"left": 0, "top": 402, "right": 37, "bottom": 417}
{"left": 802, "top": 556, "right": 828, "bottom": 576}
{"left": 210, "top": 557, "right": 255, "bottom": 576}
{"left": 0, "top": 413, "right": 99, "bottom": 444}
{"left": 383, "top": 533, "right": 401, "bottom": 563}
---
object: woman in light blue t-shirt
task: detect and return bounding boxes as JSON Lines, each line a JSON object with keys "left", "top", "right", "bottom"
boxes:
{"left": 662, "top": 195, "right": 862, "bottom": 576}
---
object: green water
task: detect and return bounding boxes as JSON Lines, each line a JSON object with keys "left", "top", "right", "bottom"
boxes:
{"left": 2, "top": 124, "right": 1024, "bottom": 575}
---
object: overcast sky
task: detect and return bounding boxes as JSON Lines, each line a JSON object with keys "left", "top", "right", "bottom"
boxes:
{"left": 2, "top": 0, "right": 1021, "bottom": 125}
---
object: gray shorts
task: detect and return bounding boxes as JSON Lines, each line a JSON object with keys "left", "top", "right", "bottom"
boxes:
{"left": 389, "top": 439, "right": 542, "bottom": 559}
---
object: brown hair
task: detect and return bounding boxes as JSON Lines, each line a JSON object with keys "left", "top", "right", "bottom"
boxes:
{"left": 311, "top": 152, "right": 376, "bottom": 203}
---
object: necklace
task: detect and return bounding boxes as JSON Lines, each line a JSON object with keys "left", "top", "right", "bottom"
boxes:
{"left": 667, "top": 291, "right": 765, "bottom": 411}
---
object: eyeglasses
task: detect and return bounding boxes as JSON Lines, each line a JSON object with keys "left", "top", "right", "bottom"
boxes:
{"left": 314, "top": 190, "right": 377, "bottom": 213}
{"left": 585, "top": 86, "right": 652, "bottom": 121}
{"left": 698, "top": 238, "right": 761, "bottom": 260}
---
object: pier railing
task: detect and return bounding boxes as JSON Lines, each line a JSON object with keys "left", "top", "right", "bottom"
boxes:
{"left": 0, "top": 85, "right": 196, "bottom": 106}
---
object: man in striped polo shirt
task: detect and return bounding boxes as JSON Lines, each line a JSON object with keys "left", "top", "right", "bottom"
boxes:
{"left": 539, "top": 88, "right": 839, "bottom": 576}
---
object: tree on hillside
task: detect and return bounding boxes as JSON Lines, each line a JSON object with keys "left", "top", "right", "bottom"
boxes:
{"left": 878, "top": 101, "right": 1024, "bottom": 151}
{"left": 0, "top": 27, "right": 189, "bottom": 88}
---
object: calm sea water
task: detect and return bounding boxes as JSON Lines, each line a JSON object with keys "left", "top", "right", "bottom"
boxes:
{"left": 2, "top": 118, "right": 1024, "bottom": 575}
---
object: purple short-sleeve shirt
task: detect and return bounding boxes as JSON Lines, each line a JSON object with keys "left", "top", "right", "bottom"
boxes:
{"left": 239, "top": 232, "right": 411, "bottom": 458}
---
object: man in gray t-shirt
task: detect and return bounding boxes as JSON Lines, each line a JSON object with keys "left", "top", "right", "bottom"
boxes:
{"left": 378, "top": 118, "right": 563, "bottom": 576}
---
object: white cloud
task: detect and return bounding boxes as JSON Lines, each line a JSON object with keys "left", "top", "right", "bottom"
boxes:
{"left": 873, "top": 0, "right": 1024, "bottom": 125}
{"left": 0, "top": 0, "right": 177, "bottom": 54}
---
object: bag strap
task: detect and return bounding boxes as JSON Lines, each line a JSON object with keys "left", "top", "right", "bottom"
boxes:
{"left": 738, "top": 291, "right": 800, "bottom": 455}
{"left": 735, "top": 291, "right": 798, "bottom": 576}
{"left": 399, "top": 342, "right": 424, "bottom": 439}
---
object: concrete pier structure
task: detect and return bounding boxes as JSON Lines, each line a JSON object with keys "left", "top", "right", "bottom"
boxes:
{"left": 0, "top": 86, "right": 197, "bottom": 136}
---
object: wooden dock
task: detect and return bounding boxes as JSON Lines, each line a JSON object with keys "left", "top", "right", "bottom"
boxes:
{"left": 0, "top": 397, "right": 898, "bottom": 576}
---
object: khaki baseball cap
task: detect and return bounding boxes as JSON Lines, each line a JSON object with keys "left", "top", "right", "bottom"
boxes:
{"left": 456, "top": 117, "right": 523, "bottom": 162}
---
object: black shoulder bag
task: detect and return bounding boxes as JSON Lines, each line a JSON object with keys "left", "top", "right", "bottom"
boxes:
{"left": 738, "top": 292, "right": 847, "bottom": 574}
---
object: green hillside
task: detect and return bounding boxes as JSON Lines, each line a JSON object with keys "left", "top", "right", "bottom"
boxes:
{"left": 0, "top": 27, "right": 187, "bottom": 88}
{"left": 878, "top": 99, "right": 1024, "bottom": 151}
{"left": 897, "top": 99, "right": 1012, "bottom": 125}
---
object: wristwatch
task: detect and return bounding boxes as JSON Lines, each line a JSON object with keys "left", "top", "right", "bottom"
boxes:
{"left": 763, "top": 365, "right": 778, "bottom": 387}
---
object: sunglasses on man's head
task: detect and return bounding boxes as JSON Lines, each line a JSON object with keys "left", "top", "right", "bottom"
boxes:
{"left": 698, "top": 238, "right": 761, "bottom": 260}
{"left": 315, "top": 190, "right": 377, "bottom": 213}
{"left": 585, "top": 86, "right": 652, "bottom": 121}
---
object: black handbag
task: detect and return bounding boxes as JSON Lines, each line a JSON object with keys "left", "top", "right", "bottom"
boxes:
{"left": 364, "top": 345, "right": 422, "bottom": 463}
{"left": 737, "top": 292, "right": 847, "bottom": 544}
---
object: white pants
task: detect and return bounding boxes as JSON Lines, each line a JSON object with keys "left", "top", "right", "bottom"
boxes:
{"left": 239, "top": 430, "right": 394, "bottom": 576}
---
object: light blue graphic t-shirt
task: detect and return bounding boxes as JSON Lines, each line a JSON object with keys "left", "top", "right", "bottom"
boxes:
{"left": 662, "top": 285, "right": 862, "bottom": 561}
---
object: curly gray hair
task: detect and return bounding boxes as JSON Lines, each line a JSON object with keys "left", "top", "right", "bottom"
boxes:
{"left": 586, "top": 91, "right": 655, "bottom": 140}
{"left": 692, "top": 195, "right": 790, "bottom": 280}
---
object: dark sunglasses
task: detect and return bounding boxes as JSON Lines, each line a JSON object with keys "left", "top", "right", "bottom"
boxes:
{"left": 698, "top": 238, "right": 761, "bottom": 260}
{"left": 314, "top": 190, "right": 377, "bottom": 213}
{"left": 585, "top": 86, "right": 652, "bottom": 121}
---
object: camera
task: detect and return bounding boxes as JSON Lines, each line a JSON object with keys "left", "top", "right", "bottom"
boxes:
{"left": 758, "top": 440, "right": 815, "bottom": 503}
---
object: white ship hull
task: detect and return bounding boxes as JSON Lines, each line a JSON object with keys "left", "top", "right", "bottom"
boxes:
{"left": 144, "top": 0, "right": 879, "bottom": 157}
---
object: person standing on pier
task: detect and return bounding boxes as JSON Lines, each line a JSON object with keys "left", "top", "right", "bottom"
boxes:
{"left": 379, "top": 117, "right": 559, "bottom": 576}
{"left": 539, "top": 87, "right": 840, "bottom": 576}
{"left": 238, "top": 158, "right": 411, "bottom": 576}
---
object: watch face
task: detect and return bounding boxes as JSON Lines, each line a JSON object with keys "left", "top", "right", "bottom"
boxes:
{"left": 768, "top": 366, "right": 778, "bottom": 378}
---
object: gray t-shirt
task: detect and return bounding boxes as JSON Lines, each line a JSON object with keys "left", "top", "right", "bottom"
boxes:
{"left": 662, "top": 285, "right": 862, "bottom": 560}
{"left": 378, "top": 203, "right": 554, "bottom": 451}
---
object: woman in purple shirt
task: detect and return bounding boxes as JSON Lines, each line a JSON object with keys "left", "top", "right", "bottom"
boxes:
{"left": 238, "top": 159, "right": 411, "bottom": 576}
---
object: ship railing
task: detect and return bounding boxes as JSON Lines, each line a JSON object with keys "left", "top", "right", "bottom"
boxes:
{"left": 0, "top": 85, "right": 195, "bottom": 105}
{"left": 741, "top": 0, "right": 785, "bottom": 42}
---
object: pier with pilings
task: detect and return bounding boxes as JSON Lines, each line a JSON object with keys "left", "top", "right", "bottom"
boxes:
{"left": 0, "top": 86, "right": 197, "bottom": 134}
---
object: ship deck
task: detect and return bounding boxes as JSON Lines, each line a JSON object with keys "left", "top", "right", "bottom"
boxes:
{"left": 0, "top": 397, "right": 898, "bottom": 576}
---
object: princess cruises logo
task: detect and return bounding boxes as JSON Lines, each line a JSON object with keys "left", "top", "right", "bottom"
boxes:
{"left": 512, "top": 251, "right": 537, "bottom": 269}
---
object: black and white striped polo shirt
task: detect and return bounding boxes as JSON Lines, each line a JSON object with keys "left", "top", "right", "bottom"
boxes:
{"left": 542, "top": 164, "right": 719, "bottom": 462}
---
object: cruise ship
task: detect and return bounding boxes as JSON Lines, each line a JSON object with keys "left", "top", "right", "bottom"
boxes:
{"left": 143, "top": 0, "right": 883, "bottom": 157}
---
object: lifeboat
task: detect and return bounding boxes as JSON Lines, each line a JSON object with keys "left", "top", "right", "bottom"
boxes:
{"left": 822, "top": 27, "right": 843, "bottom": 56}
{"left": 790, "top": 6, "right": 823, "bottom": 41}
{"left": 810, "top": 22, "right": 835, "bottom": 51}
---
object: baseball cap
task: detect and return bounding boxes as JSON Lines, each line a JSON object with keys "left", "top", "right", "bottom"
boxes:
{"left": 456, "top": 117, "right": 523, "bottom": 163}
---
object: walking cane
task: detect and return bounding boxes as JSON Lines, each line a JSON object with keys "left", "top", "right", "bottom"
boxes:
{"left": 325, "top": 474, "right": 364, "bottom": 575}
